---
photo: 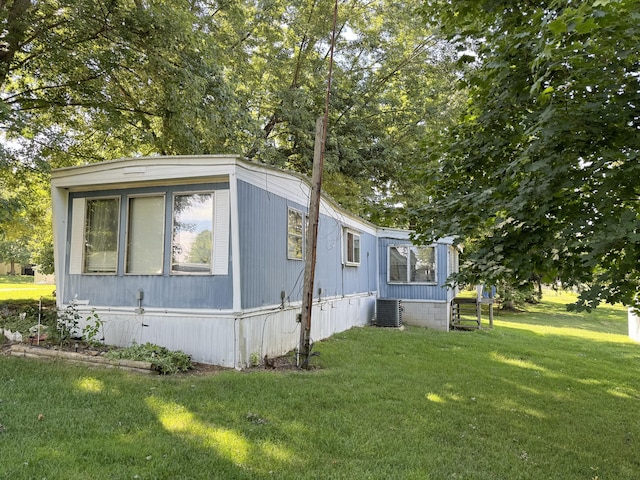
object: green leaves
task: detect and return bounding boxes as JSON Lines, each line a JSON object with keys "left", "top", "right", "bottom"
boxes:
{"left": 418, "top": 0, "right": 640, "bottom": 310}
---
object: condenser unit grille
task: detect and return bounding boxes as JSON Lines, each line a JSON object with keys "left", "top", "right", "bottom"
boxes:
{"left": 376, "top": 298, "right": 402, "bottom": 327}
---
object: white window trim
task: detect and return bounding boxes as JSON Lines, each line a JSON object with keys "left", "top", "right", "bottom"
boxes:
{"left": 343, "top": 228, "right": 361, "bottom": 266}
{"left": 387, "top": 244, "right": 437, "bottom": 285}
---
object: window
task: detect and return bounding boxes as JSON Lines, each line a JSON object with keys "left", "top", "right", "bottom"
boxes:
{"left": 84, "top": 198, "right": 120, "bottom": 274}
{"left": 126, "top": 196, "right": 165, "bottom": 274}
{"left": 171, "top": 193, "right": 213, "bottom": 274}
{"left": 344, "top": 230, "right": 361, "bottom": 266}
{"left": 388, "top": 245, "right": 436, "bottom": 284}
{"left": 288, "top": 208, "right": 303, "bottom": 260}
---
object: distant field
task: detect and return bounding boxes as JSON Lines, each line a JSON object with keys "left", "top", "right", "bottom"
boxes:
{"left": 0, "top": 275, "right": 56, "bottom": 301}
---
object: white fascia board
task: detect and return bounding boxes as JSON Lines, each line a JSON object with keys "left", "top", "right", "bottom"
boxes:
{"left": 235, "top": 162, "right": 311, "bottom": 205}
{"left": 377, "top": 227, "right": 456, "bottom": 245}
{"left": 377, "top": 227, "right": 412, "bottom": 240}
{"left": 319, "top": 199, "right": 377, "bottom": 236}
{"left": 51, "top": 154, "right": 378, "bottom": 235}
{"left": 51, "top": 155, "right": 243, "bottom": 190}
{"left": 235, "top": 161, "right": 378, "bottom": 236}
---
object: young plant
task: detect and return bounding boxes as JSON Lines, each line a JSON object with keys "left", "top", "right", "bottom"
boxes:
{"left": 55, "top": 302, "right": 82, "bottom": 347}
{"left": 82, "top": 309, "right": 104, "bottom": 345}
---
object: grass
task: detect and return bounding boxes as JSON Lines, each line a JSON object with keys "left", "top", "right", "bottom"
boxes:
{"left": 1, "top": 290, "right": 639, "bottom": 479}
{"left": 0, "top": 275, "right": 56, "bottom": 301}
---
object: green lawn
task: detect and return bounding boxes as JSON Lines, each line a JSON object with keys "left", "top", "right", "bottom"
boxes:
{"left": 0, "top": 275, "right": 56, "bottom": 301}
{"left": 1, "top": 291, "right": 638, "bottom": 479}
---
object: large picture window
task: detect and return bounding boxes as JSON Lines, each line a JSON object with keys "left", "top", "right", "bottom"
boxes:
{"left": 126, "top": 196, "right": 165, "bottom": 274}
{"left": 388, "top": 245, "right": 436, "bottom": 284}
{"left": 171, "top": 193, "right": 213, "bottom": 274}
{"left": 288, "top": 208, "right": 304, "bottom": 260}
{"left": 344, "top": 229, "right": 361, "bottom": 266}
{"left": 84, "top": 198, "right": 120, "bottom": 274}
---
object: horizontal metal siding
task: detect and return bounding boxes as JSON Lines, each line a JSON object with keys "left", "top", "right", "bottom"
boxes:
{"left": 64, "top": 183, "right": 233, "bottom": 310}
{"left": 377, "top": 237, "right": 449, "bottom": 301}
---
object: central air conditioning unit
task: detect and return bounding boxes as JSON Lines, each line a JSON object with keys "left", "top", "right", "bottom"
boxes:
{"left": 376, "top": 298, "right": 402, "bottom": 327}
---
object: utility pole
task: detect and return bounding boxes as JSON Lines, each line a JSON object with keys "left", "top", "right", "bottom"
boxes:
{"left": 298, "top": 117, "right": 325, "bottom": 367}
{"left": 298, "top": 0, "right": 338, "bottom": 368}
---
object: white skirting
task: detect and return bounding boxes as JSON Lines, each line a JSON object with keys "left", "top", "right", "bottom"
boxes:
{"left": 71, "top": 293, "right": 376, "bottom": 368}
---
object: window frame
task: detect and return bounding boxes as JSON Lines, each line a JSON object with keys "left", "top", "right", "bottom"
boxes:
{"left": 170, "top": 191, "right": 215, "bottom": 275}
{"left": 344, "top": 229, "right": 361, "bottom": 266}
{"left": 82, "top": 196, "right": 121, "bottom": 275}
{"left": 124, "top": 194, "right": 166, "bottom": 275}
{"left": 387, "top": 244, "right": 437, "bottom": 285}
{"left": 287, "top": 207, "right": 304, "bottom": 261}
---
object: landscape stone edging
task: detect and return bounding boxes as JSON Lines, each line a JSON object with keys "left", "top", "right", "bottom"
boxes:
{"left": 8, "top": 344, "right": 158, "bottom": 374}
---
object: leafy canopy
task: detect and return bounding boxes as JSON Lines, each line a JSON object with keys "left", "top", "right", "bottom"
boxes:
{"left": 416, "top": 0, "right": 640, "bottom": 309}
{"left": 1, "top": 0, "right": 464, "bottom": 269}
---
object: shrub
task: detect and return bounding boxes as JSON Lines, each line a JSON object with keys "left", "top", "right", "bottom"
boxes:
{"left": 105, "top": 342, "right": 192, "bottom": 374}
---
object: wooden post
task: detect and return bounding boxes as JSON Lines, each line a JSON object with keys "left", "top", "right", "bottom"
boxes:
{"left": 297, "top": 0, "right": 338, "bottom": 368}
{"left": 298, "top": 117, "right": 325, "bottom": 367}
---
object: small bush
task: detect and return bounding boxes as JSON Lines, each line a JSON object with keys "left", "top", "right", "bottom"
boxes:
{"left": 105, "top": 342, "right": 192, "bottom": 374}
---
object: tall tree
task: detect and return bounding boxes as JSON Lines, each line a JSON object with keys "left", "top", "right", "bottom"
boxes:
{"left": 416, "top": 0, "right": 640, "bottom": 309}
{"left": 1, "top": 0, "right": 243, "bottom": 168}
{"left": 1, "top": 0, "right": 463, "bottom": 271}
{"left": 202, "top": 0, "right": 463, "bottom": 224}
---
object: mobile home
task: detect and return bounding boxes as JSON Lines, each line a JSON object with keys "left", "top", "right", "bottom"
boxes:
{"left": 51, "top": 155, "right": 457, "bottom": 367}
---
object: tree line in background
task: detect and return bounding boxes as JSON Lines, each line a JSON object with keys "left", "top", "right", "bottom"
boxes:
{"left": 1, "top": 0, "right": 637, "bottom": 311}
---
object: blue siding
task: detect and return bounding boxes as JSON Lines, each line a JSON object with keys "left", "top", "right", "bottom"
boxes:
{"left": 378, "top": 237, "right": 450, "bottom": 301}
{"left": 237, "top": 181, "right": 377, "bottom": 309}
{"left": 237, "top": 181, "right": 302, "bottom": 308}
{"left": 63, "top": 183, "right": 233, "bottom": 309}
